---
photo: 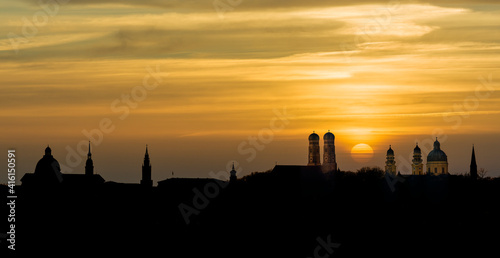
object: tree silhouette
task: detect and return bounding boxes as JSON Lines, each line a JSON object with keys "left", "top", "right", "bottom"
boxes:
{"left": 478, "top": 168, "right": 488, "bottom": 179}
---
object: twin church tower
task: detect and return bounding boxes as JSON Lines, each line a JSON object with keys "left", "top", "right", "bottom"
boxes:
{"left": 307, "top": 131, "right": 338, "bottom": 172}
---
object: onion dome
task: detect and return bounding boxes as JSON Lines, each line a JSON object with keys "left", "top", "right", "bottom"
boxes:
{"left": 324, "top": 131, "right": 335, "bottom": 140}
{"left": 414, "top": 143, "right": 421, "bottom": 154}
{"left": 387, "top": 145, "right": 394, "bottom": 156}
{"left": 308, "top": 132, "right": 320, "bottom": 141}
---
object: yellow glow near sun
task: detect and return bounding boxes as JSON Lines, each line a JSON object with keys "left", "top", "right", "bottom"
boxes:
{"left": 351, "top": 143, "right": 374, "bottom": 164}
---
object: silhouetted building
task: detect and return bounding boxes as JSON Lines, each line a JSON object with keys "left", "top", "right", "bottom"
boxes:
{"left": 412, "top": 143, "right": 424, "bottom": 175}
{"left": 426, "top": 138, "right": 448, "bottom": 175}
{"left": 307, "top": 132, "right": 321, "bottom": 166}
{"left": 21, "top": 145, "right": 62, "bottom": 186}
{"left": 230, "top": 162, "right": 237, "bottom": 183}
{"left": 322, "top": 131, "right": 337, "bottom": 172}
{"left": 470, "top": 145, "right": 477, "bottom": 180}
{"left": 385, "top": 145, "right": 397, "bottom": 176}
{"left": 85, "top": 141, "right": 94, "bottom": 177}
{"left": 21, "top": 145, "right": 104, "bottom": 187}
{"left": 141, "top": 145, "right": 153, "bottom": 188}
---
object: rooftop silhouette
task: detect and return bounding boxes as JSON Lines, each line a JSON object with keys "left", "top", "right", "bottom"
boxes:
{"left": 4, "top": 138, "right": 500, "bottom": 257}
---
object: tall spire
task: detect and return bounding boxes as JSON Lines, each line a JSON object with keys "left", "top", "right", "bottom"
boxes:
{"left": 470, "top": 145, "right": 477, "bottom": 180}
{"left": 230, "top": 162, "right": 237, "bottom": 183}
{"left": 85, "top": 141, "right": 94, "bottom": 176}
{"left": 141, "top": 145, "right": 152, "bottom": 188}
{"left": 144, "top": 145, "right": 150, "bottom": 165}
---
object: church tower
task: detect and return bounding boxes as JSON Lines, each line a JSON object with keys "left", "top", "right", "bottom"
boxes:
{"left": 141, "top": 145, "right": 153, "bottom": 188}
{"left": 85, "top": 141, "right": 94, "bottom": 176}
{"left": 385, "top": 145, "right": 397, "bottom": 176}
{"left": 470, "top": 145, "right": 477, "bottom": 180}
{"left": 230, "top": 162, "right": 237, "bottom": 183}
{"left": 412, "top": 143, "right": 423, "bottom": 175}
{"left": 322, "top": 131, "right": 337, "bottom": 172}
{"left": 308, "top": 132, "right": 321, "bottom": 166}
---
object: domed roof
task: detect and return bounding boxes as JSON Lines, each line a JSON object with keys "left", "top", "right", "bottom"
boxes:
{"left": 308, "top": 132, "right": 320, "bottom": 141}
{"left": 427, "top": 139, "right": 447, "bottom": 162}
{"left": 324, "top": 131, "right": 335, "bottom": 140}
{"left": 34, "top": 146, "right": 62, "bottom": 183}
{"left": 387, "top": 145, "right": 394, "bottom": 156}
{"left": 414, "top": 143, "right": 421, "bottom": 153}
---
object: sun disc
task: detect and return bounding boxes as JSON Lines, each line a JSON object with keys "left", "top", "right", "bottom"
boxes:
{"left": 351, "top": 143, "right": 374, "bottom": 163}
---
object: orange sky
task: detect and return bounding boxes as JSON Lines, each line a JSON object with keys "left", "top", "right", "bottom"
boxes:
{"left": 1, "top": 0, "right": 499, "bottom": 183}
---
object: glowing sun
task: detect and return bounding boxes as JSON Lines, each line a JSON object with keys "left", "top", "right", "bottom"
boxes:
{"left": 351, "top": 143, "right": 374, "bottom": 164}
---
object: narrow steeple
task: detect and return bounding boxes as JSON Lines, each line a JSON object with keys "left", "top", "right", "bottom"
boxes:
{"left": 230, "top": 162, "right": 237, "bottom": 183}
{"left": 470, "top": 145, "right": 478, "bottom": 180}
{"left": 85, "top": 141, "right": 94, "bottom": 176}
{"left": 141, "top": 145, "right": 152, "bottom": 188}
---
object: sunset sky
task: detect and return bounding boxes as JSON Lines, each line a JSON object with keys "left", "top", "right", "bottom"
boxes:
{"left": 1, "top": 0, "right": 499, "bottom": 184}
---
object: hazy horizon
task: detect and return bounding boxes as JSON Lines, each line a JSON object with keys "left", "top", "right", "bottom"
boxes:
{"left": 1, "top": 132, "right": 498, "bottom": 184}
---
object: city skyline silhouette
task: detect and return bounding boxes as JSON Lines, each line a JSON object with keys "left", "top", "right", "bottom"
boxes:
{"left": 1, "top": 0, "right": 500, "bottom": 256}
{"left": 2, "top": 135, "right": 499, "bottom": 257}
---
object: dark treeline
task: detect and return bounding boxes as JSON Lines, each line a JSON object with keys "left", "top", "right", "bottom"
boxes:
{"left": 2, "top": 168, "right": 500, "bottom": 257}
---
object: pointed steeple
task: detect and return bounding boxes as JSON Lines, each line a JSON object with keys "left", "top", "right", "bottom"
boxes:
{"left": 230, "top": 162, "right": 237, "bottom": 183}
{"left": 143, "top": 145, "right": 150, "bottom": 166}
{"left": 85, "top": 141, "right": 94, "bottom": 176}
{"left": 141, "top": 145, "right": 152, "bottom": 188}
{"left": 470, "top": 145, "right": 478, "bottom": 180}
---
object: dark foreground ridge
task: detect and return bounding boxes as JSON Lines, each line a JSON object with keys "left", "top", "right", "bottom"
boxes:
{"left": 2, "top": 167, "right": 500, "bottom": 257}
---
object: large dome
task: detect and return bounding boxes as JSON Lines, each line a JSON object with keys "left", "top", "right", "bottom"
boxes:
{"left": 324, "top": 131, "right": 335, "bottom": 140}
{"left": 34, "top": 146, "right": 62, "bottom": 183}
{"left": 427, "top": 139, "right": 447, "bottom": 162}
{"left": 427, "top": 149, "right": 447, "bottom": 162}
{"left": 308, "top": 132, "right": 320, "bottom": 141}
